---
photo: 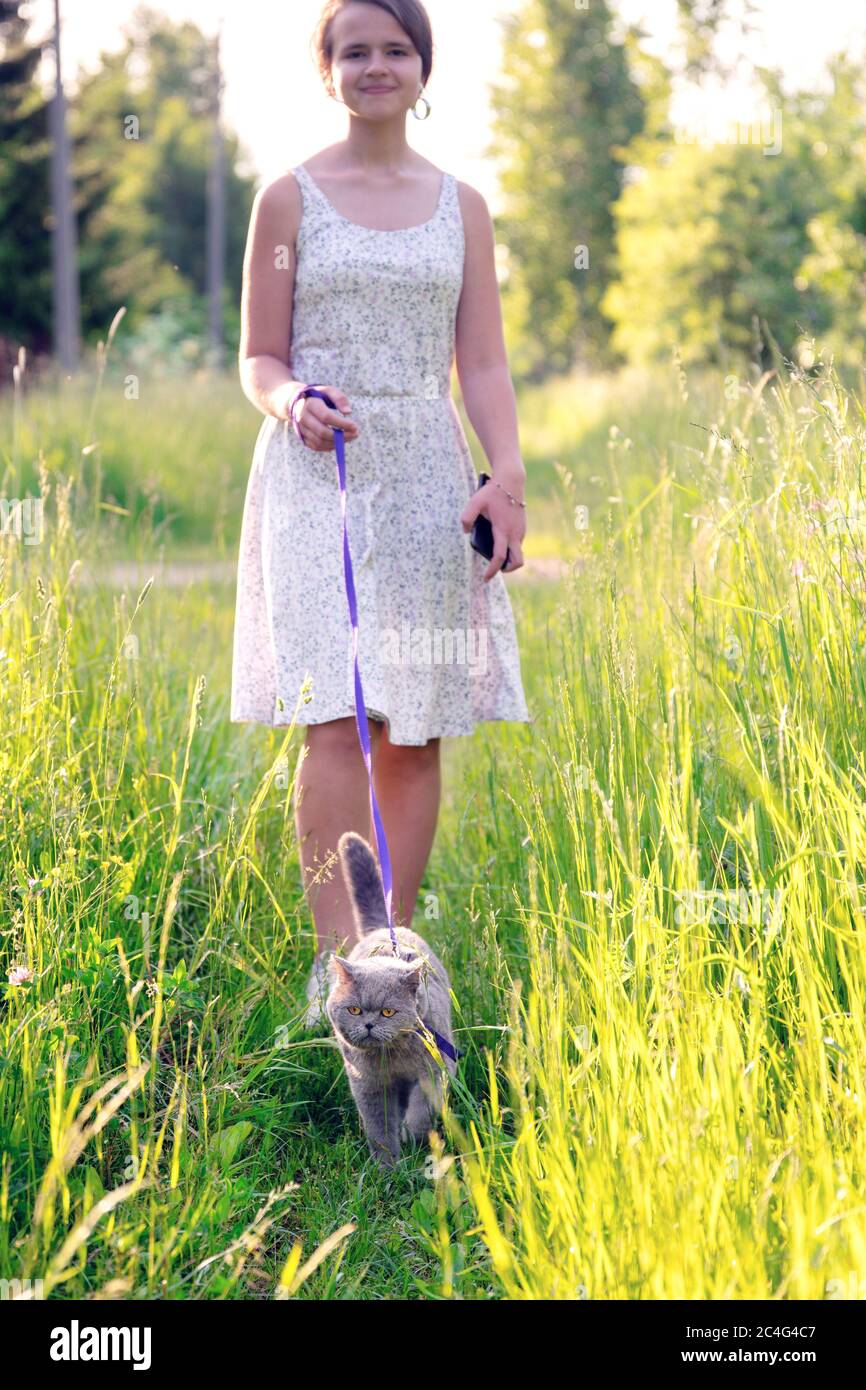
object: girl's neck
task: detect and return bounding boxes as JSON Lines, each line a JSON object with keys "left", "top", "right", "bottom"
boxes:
{"left": 338, "top": 119, "right": 417, "bottom": 173}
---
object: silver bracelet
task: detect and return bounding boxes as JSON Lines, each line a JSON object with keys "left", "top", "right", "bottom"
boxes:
{"left": 493, "top": 479, "right": 526, "bottom": 508}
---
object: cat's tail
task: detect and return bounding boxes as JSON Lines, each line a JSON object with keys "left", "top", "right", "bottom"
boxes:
{"left": 337, "top": 831, "right": 390, "bottom": 936}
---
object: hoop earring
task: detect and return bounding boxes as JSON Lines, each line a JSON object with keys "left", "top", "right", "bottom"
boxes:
{"left": 411, "top": 92, "right": 431, "bottom": 121}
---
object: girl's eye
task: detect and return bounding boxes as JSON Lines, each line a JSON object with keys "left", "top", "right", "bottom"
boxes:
{"left": 348, "top": 1006, "right": 362, "bottom": 1015}
{"left": 381, "top": 1008, "right": 396, "bottom": 1017}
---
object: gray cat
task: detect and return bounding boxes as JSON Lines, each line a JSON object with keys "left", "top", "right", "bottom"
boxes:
{"left": 325, "top": 830, "right": 457, "bottom": 1169}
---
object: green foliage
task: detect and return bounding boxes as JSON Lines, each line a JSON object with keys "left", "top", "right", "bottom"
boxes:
{"left": 70, "top": 9, "right": 255, "bottom": 348}
{"left": 789, "top": 57, "right": 866, "bottom": 369}
{"left": 675, "top": 0, "right": 758, "bottom": 79}
{"left": 603, "top": 140, "right": 822, "bottom": 366}
{"left": 0, "top": 1, "right": 52, "bottom": 354}
{"left": 604, "top": 54, "right": 866, "bottom": 369}
{"left": 488, "top": 12, "right": 866, "bottom": 378}
{"left": 0, "top": 5, "right": 255, "bottom": 358}
{"left": 489, "top": 0, "right": 644, "bottom": 377}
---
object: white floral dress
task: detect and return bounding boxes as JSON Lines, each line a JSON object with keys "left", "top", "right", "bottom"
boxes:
{"left": 230, "top": 162, "right": 532, "bottom": 745}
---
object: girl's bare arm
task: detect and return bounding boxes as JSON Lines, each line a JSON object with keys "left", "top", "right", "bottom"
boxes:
{"left": 453, "top": 183, "right": 526, "bottom": 495}
{"left": 453, "top": 182, "right": 526, "bottom": 579}
{"left": 238, "top": 174, "right": 359, "bottom": 442}
{"left": 238, "top": 174, "right": 306, "bottom": 420}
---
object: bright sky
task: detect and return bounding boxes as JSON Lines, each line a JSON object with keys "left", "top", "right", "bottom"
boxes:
{"left": 29, "top": 0, "right": 866, "bottom": 206}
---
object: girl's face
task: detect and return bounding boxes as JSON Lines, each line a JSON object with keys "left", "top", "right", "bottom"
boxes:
{"left": 328, "top": 4, "right": 424, "bottom": 119}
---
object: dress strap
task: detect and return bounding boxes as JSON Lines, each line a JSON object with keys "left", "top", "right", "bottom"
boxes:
{"left": 293, "top": 164, "right": 325, "bottom": 207}
{"left": 440, "top": 171, "right": 459, "bottom": 223}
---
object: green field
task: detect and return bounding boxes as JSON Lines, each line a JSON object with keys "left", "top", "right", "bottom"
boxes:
{"left": 2, "top": 351, "right": 866, "bottom": 1299}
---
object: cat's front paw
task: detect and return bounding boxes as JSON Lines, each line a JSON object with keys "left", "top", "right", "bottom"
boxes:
{"left": 402, "top": 1085, "right": 434, "bottom": 1141}
{"left": 368, "top": 1137, "right": 400, "bottom": 1169}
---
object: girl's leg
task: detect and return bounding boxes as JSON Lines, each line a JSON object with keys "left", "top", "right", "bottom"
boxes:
{"left": 370, "top": 730, "right": 441, "bottom": 928}
{"left": 294, "top": 714, "right": 385, "bottom": 957}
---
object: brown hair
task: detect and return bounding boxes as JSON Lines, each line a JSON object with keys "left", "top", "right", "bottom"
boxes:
{"left": 313, "top": 0, "right": 434, "bottom": 98}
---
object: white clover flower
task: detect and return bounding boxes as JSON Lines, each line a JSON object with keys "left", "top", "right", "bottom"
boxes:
{"left": 722, "top": 631, "right": 741, "bottom": 668}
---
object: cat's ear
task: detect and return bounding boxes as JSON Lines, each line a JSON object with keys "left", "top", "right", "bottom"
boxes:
{"left": 402, "top": 961, "right": 423, "bottom": 993}
{"left": 328, "top": 956, "right": 356, "bottom": 989}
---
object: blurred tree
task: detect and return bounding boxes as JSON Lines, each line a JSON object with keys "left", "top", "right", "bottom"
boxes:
{"left": 793, "top": 55, "right": 866, "bottom": 368}
{"left": 602, "top": 58, "right": 866, "bottom": 369}
{"left": 487, "top": 0, "right": 644, "bottom": 379}
{"left": 0, "top": 0, "right": 52, "bottom": 359}
{"left": 0, "top": 3, "right": 254, "bottom": 361}
{"left": 675, "top": 0, "right": 758, "bottom": 80}
{"left": 68, "top": 45, "right": 172, "bottom": 340}
{"left": 71, "top": 6, "right": 255, "bottom": 349}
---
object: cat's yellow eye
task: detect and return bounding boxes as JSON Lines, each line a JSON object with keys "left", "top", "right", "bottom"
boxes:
{"left": 347, "top": 1006, "right": 362, "bottom": 1015}
{"left": 380, "top": 1008, "right": 396, "bottom": 1017}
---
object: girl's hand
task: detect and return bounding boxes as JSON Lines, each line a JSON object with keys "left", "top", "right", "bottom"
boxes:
{"left": 289, "top": 384, "right": 360, "bottom": 452}
{"left": 460, "top": 476, "right": 526, "bottom": 582}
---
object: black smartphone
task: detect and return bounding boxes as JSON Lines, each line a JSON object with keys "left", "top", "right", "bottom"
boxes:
{"left": 469, "top": 472, "right": 512, "bottom": 571}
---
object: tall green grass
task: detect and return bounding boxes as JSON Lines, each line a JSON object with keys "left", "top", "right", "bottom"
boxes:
{"left": 1, "top": 346, "right": 865, "bottom": 1298}
{"left": 432, "top": 358, "right": 866, "bottom": 1298}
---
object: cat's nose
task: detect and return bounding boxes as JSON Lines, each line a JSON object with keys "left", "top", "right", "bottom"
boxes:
{"left": 365, "top": 1022, "right": 374, "bottom": 1032}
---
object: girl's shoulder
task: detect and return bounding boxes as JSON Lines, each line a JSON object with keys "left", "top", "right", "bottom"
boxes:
{"left": 454, "top": 178, "right": 491, "bottom": 217}
{"left": 252, "top": 170, "right": 304, "bottom": 235}
{"left": 453, "top": 179, "right": 495, "bottom": 243}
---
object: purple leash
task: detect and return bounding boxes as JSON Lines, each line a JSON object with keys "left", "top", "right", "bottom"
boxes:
{"left": 290, "top": 385, "right": 458, "bottom": 1065}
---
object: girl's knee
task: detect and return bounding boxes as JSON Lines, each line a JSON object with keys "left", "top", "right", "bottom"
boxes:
{"left": 378, "top": 735, "right": 440, "bottom": 769}
{"left": 305, "top": 715, "right": 384, "bottom": 758}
